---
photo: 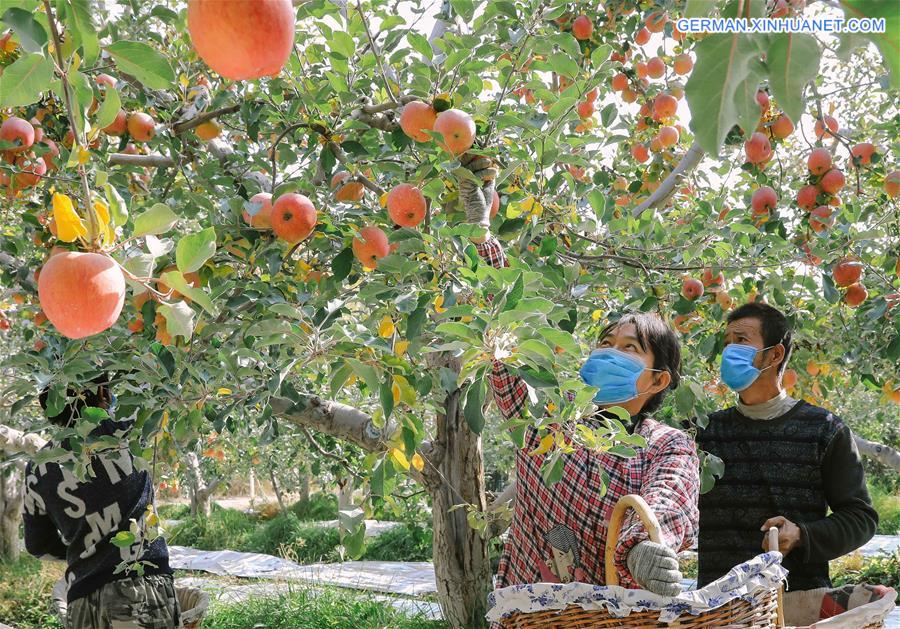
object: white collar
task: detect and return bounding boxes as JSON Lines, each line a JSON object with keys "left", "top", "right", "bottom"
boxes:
{"left": 736, "top": 390, "right": 798, "bottom": 420}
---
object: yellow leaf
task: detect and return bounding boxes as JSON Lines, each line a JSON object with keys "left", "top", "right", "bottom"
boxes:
{"left": 217, "top": 388, "right": 232, "bottom": 395}
{"left": 390, "top": 448, "right": 410, "bottom": 470}
{"left": 379, "top": 192, "right": 388, "bottom": 207}
{"left": 393, "top": 374, "right": 416, "bottom": 406}
{"left": 392, "top": 381, "right": 400, "bottom": 405}
{"left": 160, "top": 411, "right": 170, "bottom": 429}
{"left": 76, "top": 146, "right": 90, "bottom": 165}
{"left": 529, "top": 434, "right": 554, "bottom": 456}
{"left": 92, "top": 200, "right": 115, "bottom": 245}
{"left": 434, "top": 295, "right": 446, "bottom": 313}
{"left": 591, "top": 309, "right": 603, "bottom": 321}
{"left": 394, "top": 340, "right": 410, "bottom": 356}
{"left": 411, "top": 453, "right": 424, "bottom": 472}
{"left": 51, "top": 193, "right": 87, "bottom": 242}
{"left": 378, "top": 316, "right": 395, "bottom": 338}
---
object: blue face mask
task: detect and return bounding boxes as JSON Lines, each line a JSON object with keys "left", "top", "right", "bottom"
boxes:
{"left": 720, "top": 344, "right": 777, "bottom": 392}
{"left": 579, "top": 348, "right": 661, "bottom": 405}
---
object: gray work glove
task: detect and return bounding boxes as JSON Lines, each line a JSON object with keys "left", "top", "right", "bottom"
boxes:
{"left": 456, "top": 153, "right": 497, "bottom": 229}
{"left": 626, "top": 540, "right": 683, "bottom": 597}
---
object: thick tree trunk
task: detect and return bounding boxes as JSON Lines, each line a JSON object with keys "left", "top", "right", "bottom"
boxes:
{"left": 0, "top": 463, "right": 24, "bottom": 561}
{"left": 297, "top": 472, "right": 310, "bottom": 503}
{"left": 183, "top": 452, "right": 218, "bottom": 519}
{"left": 337, "top": 475, "right": 354, "bottom": 510}
{"left": 426, "top": 358, "right": 492, "bottom": 629}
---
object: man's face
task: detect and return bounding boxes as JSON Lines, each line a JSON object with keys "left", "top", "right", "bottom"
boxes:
{"left": 724, "top": 317, "right": 765, "bottom": 352}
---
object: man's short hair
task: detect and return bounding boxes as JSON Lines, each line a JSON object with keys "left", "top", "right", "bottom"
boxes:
{"left": 727, "top": 303, "right": 793, "bottom": 374}
{"left": 38, "top": 373, "right": 111, "bottom": 427}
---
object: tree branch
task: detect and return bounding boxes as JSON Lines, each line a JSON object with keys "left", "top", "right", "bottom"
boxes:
{"left": 270, "top": 394, "right": 396, "bottom": 452}
{"left": 0, "top": 424, "right": 47, "bottom": 456}
{"left": 630, "top": 142, "right": 705, "bottom": 217}
{"left": 854, "top": 434, "right": 900, "bottom": 471}
{"left": 108, "top": 153, "right": 175, "bottom": 167}
{"left": 172, "top": 104, "right": 242, "bottom": 135}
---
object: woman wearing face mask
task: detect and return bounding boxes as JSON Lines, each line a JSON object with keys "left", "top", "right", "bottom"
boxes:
{"left": 458, "top": 155, "right": 700, "bottom": 596}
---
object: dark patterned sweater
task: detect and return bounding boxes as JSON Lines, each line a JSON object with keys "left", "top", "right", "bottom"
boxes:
{"left": 23, "top": 418, "right": 171, "bottom": 603}
{"left": 697, "top": 401, "right": 878, "bottom": 591}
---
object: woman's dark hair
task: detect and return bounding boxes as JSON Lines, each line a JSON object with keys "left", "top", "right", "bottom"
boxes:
{"left": 38, "top": 373, "right": 111, "bottom": 427}
{"left": 597, "top": 313, "right": 681, "bottom": 419}
{"left": 727, "top": 302, "right": 793, "bottom": 375}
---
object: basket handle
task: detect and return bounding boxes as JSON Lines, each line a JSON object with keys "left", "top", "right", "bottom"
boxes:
{"left": 604, "top": 494, "right": 664, "bottom": 586}
{"left": 766, "top": 527, "right": 786, "bottom": 627}
{"left": 766, "top": 526, "right": 779, "bottom": 553}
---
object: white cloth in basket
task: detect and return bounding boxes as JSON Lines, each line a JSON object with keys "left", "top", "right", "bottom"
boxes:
{"left": 486, "top": 550, "right": 787, "bottom": 624}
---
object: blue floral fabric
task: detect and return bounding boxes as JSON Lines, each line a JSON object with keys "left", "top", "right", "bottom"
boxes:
{"left": 486, "top": 551, "right": 787, "bottom": 624}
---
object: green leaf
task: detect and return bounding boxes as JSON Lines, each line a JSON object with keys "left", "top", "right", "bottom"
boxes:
{"left": 463, "top": 377, "right": 487, "bottom": 434}
{"left": 685, "top": 0, "right": 714, "bottom": 17}
{"left": 502, "top": 273, "right": 524, "bottom": 312}
{"left": 541, "top": 451, "right": 565, "bottom": 487}
{"left": 176, "top": 228, "right": 217, "bottom": 273}
{"left": 407, "top": 32, "right": 432, "bottom": 59}
{"left": 159, "top": 271, "right": 216, "bottom": 315}
{"left": 1, "top": 8, "right": 48, "bottom": 52}
{"left": 69, "top": 0, "right": 99, "bottom": 65}
{"left": 159, "top": 301, "right": 195, "bottom": 340}
{"left": 841, "top": 0, "right": 900, "bottom": 87}
{"left": 329, "top": 31, "right": 355, "bottom": 59}
{"left": 538, "top": 328, "right": 579, "bottom": 355}
{"left": 733, "top": 58, "right": 767, "bottom": 144}
{"left": 105, "top": 40, "right": 175, "bottom": 90}
{"left": 548, "top": 52, "right": 580, "bottom": 79}
{"left": 590, "top": 44, "right": 610, "bottom": 68}
{"left": 685, "top": 33, "right": 766, "bottom": 156}
{"left": 110, "top": 530, "right": 136, "bottom": 548}
{"left": 94, "top": 87, "right": 121, "bottom": 131}
{"left": 133, "top": 203, "right": 178, "bottom": 237}
{"left": 450, "top": 0, "right": 475, "bottom": 21}
{"left": 104, "top": 184, "right": 128, "bottom": 225}
{"left": 822, "top": 274, "right": 840, "bottom": 304}
{"left": 435, "top": 322, "right": 479, "bottom": 343}
{"left": 0, "top": 52, "right": 53, "bottom": 107}
{"left": 332, "top": 247, "right": 353, "bottom": 282}
{"left": 766, "top": 33, "right": 820, "bottom": 124}
{"left": 346, "top": 359, "right": 380, "bottom": 393}
{"left": 379, "top": 376, "right": 394, "bottom": 420}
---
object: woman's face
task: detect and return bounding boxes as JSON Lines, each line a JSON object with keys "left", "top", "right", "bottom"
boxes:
{"left": 596, "top": 322, "right": 670, "bottom": 416}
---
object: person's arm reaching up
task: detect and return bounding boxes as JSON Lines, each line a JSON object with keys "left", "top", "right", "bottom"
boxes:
{"left": 457, "top": 154, "right": 531, "bottom": 424}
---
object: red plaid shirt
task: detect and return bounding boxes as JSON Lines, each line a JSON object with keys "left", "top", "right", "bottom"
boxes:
{"left": 476, "top": 237, "right": 700, "bottom": 590}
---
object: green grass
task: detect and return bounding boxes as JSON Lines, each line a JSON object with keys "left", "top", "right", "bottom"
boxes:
{"left": 832, "top": 550, "right": 899, "bottom": 589}
{"left": 0, "top": 555, "right": 65, "bottom": 629}
{"left": 289, "top": 493, "right": 339, "bottom": 521}
{"left": 870, "top": 483, "right": 900, "bottom": 535}
{"left": 364, "top": 523, "right": 433, "bottom": 562}
{"left": 156, "top": 503, "right": 192, "bottom": 520}
{"left": 166, "top": 498, "right": 432, "bottom": 564}
{"left": 202, "top": 585, "right": 446, "bottom": 629}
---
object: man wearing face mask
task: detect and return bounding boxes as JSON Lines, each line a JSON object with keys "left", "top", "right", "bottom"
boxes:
{"left": 457, "top": 154, "right": 699, "bottom": 597}
{"left": 697, "top": 303, "right": 878, "bottom": 605}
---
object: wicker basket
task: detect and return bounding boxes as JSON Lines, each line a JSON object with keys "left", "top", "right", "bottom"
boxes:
{"left": 500, "top": 494, "right": 785, "bottom": 628}
{"left": 53, "top": 581, "right": 209, "bottom": 628}
{"left": 178, "top": 585, "right": 209, "bottom": 628}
